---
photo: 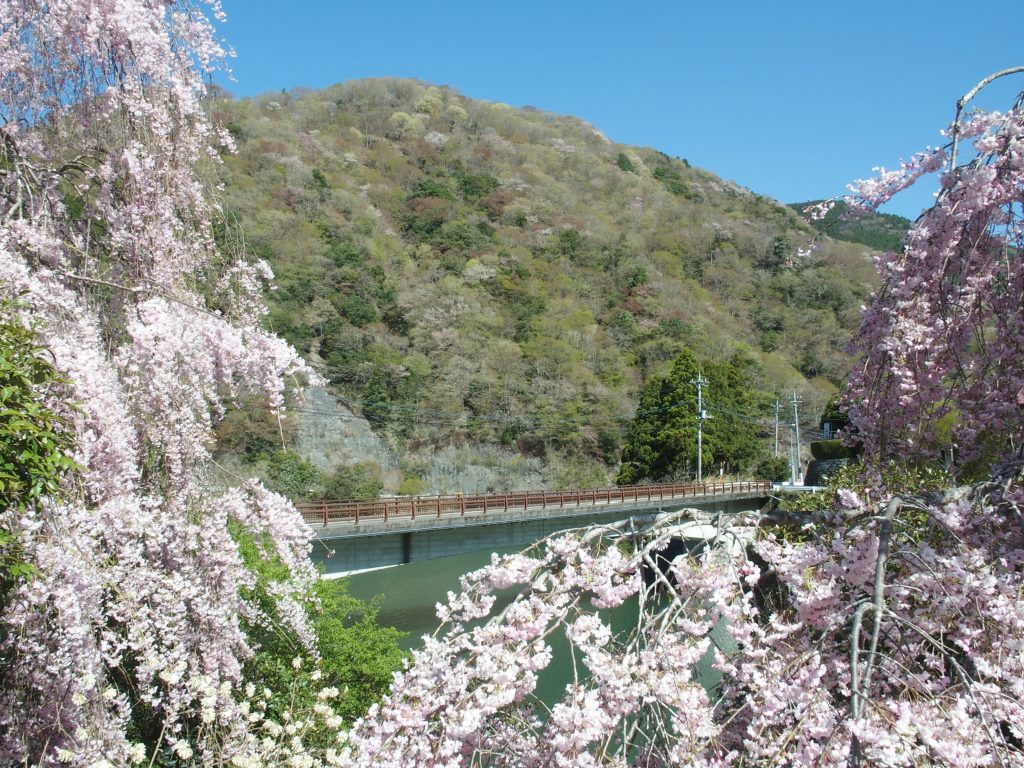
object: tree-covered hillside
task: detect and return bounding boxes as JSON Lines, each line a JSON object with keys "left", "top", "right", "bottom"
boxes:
{"left": 213, "top": 79, "right": 878, "bottom": 489}
{"left": 789, "top": 199, "right": 913, "bottom": 252}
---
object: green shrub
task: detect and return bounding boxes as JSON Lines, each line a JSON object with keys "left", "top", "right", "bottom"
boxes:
{"left": 265, "top": 450, "right": 323, "bottom": 499}
{"left": 320, "top": 225, "right": 367, "bottom": 267}
{"left": 652, "top": 165, "right": 693, "bottom": 197}
{"left": 433, "top": 219, "right": 491, "bottom": 253}
{"left": 753, "top": 456, "right": 790, "bottom": 482}
{"left": 321, "top": 463, "right": 382, "bottom": 501}
{"left": 456, "top": 171, "right": 500, "bottom": 201}
{"left": 309, "top": 168, "right": 330, "bottom": 194}
{"left": 397, "top": 476, "right": 428, "bottom": 496}
{"left": 557, "top": 228, "right": 582, "bottom": 259}
{"left": 334, "top": 293, "right": 379, "bottom": 327}
{"left": 234, "top": 525, "right": 406, "bottom": 729}
{"left": 500, "top": 419, "right": 529, "bottom": 446}
{"left": 0, "top": 304, "right": 77, "bottom": 598}
{"left": 624, "top": 265, "right": 649, "bottom": 289}
{"left": 407, "top": 179, "right": 455, "bottom": 201}
{"left": 312, "top": 579, "right": 407, "bottom": 722}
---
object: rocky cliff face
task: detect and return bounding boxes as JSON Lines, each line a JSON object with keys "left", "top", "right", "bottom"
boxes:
{"left": 408, "top": 444, "right": 545, "bottom": 495}
{"left": 294, "top": 387, "right": 545, "bottom": 494}
{"left": 295, "top": 387, "right": 398, "bottom": 473}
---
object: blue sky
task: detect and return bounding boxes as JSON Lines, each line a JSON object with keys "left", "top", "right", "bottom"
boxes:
{"left": 215, "top": 1, "right": 1024, "bottom": 219}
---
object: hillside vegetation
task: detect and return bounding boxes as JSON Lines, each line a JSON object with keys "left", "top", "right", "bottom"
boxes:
{"left": 789, "top": 199, "right": 912, "bottom": 252}
{"left": 212, "top": 79, "right": 878, "bottom": 491}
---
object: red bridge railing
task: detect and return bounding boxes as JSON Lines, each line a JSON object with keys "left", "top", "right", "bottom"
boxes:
{"left": 294, "top": 480, "right": 771, "bottom": 527}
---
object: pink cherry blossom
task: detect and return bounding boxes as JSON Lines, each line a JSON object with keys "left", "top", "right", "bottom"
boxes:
{"left": 0, "top": 3, "right": 320, "bottom": 765}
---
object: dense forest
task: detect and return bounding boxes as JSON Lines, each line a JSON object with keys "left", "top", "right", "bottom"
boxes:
{"left": 211, "top": 79, "right": 887, "bottom": 491}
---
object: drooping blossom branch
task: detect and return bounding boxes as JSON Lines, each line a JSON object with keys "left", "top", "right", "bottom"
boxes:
{"left": 0, "top": 2, "right": 324, "bottom": 766}
{"left": 950, "top": 66, "right": 1024, "bottom": 169}
{"left": 845, "top": 70, "right": 1024, "bottom": 465}
{"left": 337, "top": 486, "right": 1024, "bottom": 767}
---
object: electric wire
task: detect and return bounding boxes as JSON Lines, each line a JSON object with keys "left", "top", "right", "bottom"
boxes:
{"left": 243, "top": 390, "right": 833, "bottom": 434}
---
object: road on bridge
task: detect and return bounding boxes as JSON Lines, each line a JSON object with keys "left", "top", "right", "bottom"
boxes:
{"left": 295, "top": 480, "right": 771, "bottom": 530}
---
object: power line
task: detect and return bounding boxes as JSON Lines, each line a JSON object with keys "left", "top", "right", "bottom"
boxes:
{"left": 240, "top": 387, "right": 828, "bottom": 435}
{"left": 254, "top": 395, "right": 682, "bottom": 427}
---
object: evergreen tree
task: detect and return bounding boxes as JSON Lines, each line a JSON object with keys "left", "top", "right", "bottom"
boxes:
{"left": 617, "top": 347, "right": 766, "bottom": 484}
{"left": 704, "top": 349, "right": 765, "bottom": 474}
{"left": 617, "top": 349, "right": 700, "bottom": 484}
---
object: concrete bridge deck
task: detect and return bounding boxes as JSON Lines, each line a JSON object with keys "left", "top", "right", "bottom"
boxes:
{"left": 299, "top": 481, "right": 772, "bottom": 573}
{"left": 297, "top": 480, "right": 771, "bottom": 541}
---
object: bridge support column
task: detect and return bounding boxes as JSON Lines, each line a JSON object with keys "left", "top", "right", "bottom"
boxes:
{"left": 401, "top": 532, "right": 412, "bottom": 564}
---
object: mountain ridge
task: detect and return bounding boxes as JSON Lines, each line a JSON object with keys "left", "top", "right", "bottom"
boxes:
{"left": 788, "top": 199, "right": 912, "bottom": 252}
{"left": 212, "top": 78, "right": 879, "bottom": 491}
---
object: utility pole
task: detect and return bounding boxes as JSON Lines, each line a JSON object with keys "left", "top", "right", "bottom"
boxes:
{"left": 790, "top": 390, "right": 802, "bottom": 485}
{"left": 773, "top": 398, "right": 781, "bottom": 457}
{"left": 692, "top": 372, "right": 710, "bottom": 482}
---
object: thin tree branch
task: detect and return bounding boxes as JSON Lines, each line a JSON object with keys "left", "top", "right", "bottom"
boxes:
{"left": 951, "top": 66, "right": 1024, "bottom": 170}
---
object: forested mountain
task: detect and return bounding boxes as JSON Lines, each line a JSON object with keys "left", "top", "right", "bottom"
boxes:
{"left": 211, "top": 78, "right": 879, "bottom": 490}
{"left": 789, "top": 199, "right": 913, "bottom": 252}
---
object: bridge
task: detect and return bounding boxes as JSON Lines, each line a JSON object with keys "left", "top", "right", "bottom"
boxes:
{"left": 295, "top": 480, "right": 772, "bottom": 575}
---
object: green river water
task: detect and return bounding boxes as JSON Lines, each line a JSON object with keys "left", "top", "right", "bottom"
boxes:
{"left": 344, "top": 546, "right": 522, "bottom": 652}
{"left": 342, "top": 545, "right": 731, "bottom": 703}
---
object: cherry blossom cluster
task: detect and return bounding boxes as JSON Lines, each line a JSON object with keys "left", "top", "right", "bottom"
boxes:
{"left": 339, "top": 487, "right": 1024, "bottom": 766}
{"left": 0, "top": 2, "right": 322, "bottom": 765}
{"left": 845, "top": 147, "right": 948, "bottom": 215}
{"left": 845, "top": 78, "right": 1024, "bottom": 465}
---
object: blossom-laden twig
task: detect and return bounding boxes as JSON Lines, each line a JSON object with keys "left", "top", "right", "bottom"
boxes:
{"left": 337, "top": 480, "right": 1024, "bottom": 767}
{"left": 0, "top": 2, "right": 324, "bottom": 766}
{"left": 844, "top": 69, "right": 1024, "bottom": 467}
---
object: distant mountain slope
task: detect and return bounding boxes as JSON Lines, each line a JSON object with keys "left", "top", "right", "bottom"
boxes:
{"left": 212, "top": 79, "right": 879, "bottom": 489}
{"left": 789, "top": 200, "right": 912, "bottom": 252}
